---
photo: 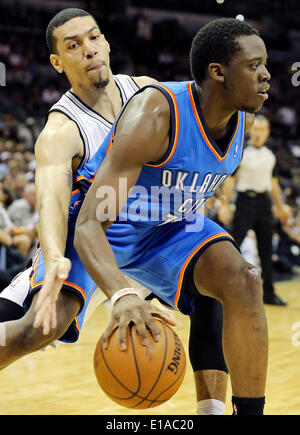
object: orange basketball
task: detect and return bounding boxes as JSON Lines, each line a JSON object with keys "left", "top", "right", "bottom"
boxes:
{"left": 94, "top": 319, "right": 186, "bottom": 409}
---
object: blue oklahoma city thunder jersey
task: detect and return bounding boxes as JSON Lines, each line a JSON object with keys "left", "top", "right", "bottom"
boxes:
{"left": 73, "top": 81, "right": 246, "bottom": 225}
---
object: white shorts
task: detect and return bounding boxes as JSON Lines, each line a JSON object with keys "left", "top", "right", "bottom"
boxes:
{"left": 0, "top": 267, "right": 31, "bottom": 307}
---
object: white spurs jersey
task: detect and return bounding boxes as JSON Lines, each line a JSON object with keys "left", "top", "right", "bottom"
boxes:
{"left": 48, "top": 74, "right": 140, "bottom": 165}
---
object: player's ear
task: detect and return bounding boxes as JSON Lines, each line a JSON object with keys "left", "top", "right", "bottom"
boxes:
{"left": 50, "top": 54, "right": 64, "bottom": 74}
{"left": 208, "top": 63, "right": 225, "bottom": 83}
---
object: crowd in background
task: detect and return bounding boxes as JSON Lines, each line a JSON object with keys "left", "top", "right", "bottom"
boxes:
{"left": 0, "top": 0, "right": 299, "bottom": 288}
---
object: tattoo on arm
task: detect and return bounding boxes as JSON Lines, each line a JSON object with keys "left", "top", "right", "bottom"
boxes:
{"left": 66, "top": 169, "right": 73, "bottom": 190}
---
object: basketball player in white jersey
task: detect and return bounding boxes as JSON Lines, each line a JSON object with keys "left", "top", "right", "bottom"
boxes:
{"left": 0, "top": 9, "right": 227, "bottom": 415}
{"left": 0, "top": 9, "right": 152, "bottom": 321}
{"left": 0, "top": 9, "right": 157, "bottom": 348}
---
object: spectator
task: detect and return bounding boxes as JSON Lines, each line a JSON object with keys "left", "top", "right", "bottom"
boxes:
{"left": 17, "top": 117, "right": 40, "bottom": 151}
{"left": 8, "top": 182, "right": 38, "bottom": 256}
{"left": 0, "top": 182, "right": 28, "bottom": 289}
{"left": 274, "top": 188, "right": 300, "bottom": 273}
{"left": 14, "top": 173, "right": 28, "bottom": 198}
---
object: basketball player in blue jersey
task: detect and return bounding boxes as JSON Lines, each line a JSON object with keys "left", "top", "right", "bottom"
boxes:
{"left": 59, "top": 18, "right": 269, "bottom": 415}
{"left": 0, "top": 9, "right": 232, "bottom": 415}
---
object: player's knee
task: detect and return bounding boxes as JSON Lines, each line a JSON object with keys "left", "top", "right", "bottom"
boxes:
{"left": 221, "top": 263, "right": 263, "bottom": 306}
{"left": 241, "top": 265, "right": 263, "bottom": 304}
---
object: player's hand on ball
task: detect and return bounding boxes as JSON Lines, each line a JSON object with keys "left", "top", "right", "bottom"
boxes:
{"left": 102, "top": 294, "right": 176, "bottom": 351}
{"left": 33, "top": 256, "right": 71, "bottom": 334}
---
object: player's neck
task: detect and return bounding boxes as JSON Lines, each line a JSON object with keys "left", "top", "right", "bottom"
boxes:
{"left": 70, "top": 72, "right": 123, "bottom": 122}
{"left": 194, "top": 83, "right": 237, "bottom": 141}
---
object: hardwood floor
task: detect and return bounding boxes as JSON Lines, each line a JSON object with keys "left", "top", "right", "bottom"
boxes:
{"left": 0, "top": 280, "right": 299, "bottom": 415}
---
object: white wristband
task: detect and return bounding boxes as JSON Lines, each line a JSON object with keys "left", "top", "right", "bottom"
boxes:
{"left": 110, "top": 288, "right": 142, "bottom": 306}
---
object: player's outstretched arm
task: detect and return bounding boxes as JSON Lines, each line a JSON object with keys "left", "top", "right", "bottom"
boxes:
{"left": 74, "top": 88, "right": 175, "bottom": 349}
{"left": 33, "top": 113, "right": 83, "bottom": 334}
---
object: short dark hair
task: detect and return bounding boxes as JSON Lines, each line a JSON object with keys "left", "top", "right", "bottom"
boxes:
{"left": 190, "top": 18, "right": 259, "bottom": 84}
{"left": 46, "top": 8, "right": 94, "bottom": 54}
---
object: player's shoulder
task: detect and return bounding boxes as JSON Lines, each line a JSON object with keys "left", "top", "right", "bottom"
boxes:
{"left": 131, "top": 75, "right": 157, "bottom": 88}
{"left": 35, "top": 111, "right": 82, "bottom": 155}
{"left": 134, "top": 80, "right": 189, "bottom": 108}
{"left": 46, "top": 110, "right": 75, "bottom": 127}
{"left": 158, "top": 80, "right": 192, "bottom": 96}
{"left": 42, "top": 111, "right": 80, "bottom": 139}
{"left": 127, "top": 84, "right": 171, "bottom": 118}
{"left": 114, "top": 74, "right": 168, "bottom": 116}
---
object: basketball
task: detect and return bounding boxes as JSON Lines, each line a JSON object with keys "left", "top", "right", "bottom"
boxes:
{"left": 93, "top": 319, "right": 186, "bottom": 409}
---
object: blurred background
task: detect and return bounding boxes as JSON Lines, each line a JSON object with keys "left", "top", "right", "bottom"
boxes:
{"left": 0, "top": 0, "right": 299, "bottom": 285}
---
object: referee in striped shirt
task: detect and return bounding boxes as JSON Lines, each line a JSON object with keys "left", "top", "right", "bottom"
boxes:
{"left": 218, "top": 115, "right": 291, "bottom": 305}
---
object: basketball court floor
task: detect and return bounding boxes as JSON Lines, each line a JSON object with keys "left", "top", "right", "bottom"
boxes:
{"left": 0, "top": 280, "right": 299, "bottom": 415}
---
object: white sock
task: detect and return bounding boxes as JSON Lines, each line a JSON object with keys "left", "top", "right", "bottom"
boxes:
{"left": 197, "top": 399, "right": 225, "bottom": 415}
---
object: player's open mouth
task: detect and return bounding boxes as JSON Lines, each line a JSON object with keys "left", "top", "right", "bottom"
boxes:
{"left": 257, "top": 85, "right": 270, "bottom": 99}
{"left": 257, "top": 91, "right": 269, "bottom": 100}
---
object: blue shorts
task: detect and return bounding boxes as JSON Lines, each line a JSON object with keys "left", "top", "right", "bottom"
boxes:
{"left": 27, "top": 214, "right": 236, "bottom": 343}
{"left": 107, "top": 215, "right": 236, "bottom": 315}
{"left": 27, "top": 230, "right": 97, "bottom": 343}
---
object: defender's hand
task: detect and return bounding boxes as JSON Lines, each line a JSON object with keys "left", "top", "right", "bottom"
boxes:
{"left": 33, "top": 257, "right": 71, "bottom": 334}
{"left": 102, "top": 294, "right": 176, "bottom": 351}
